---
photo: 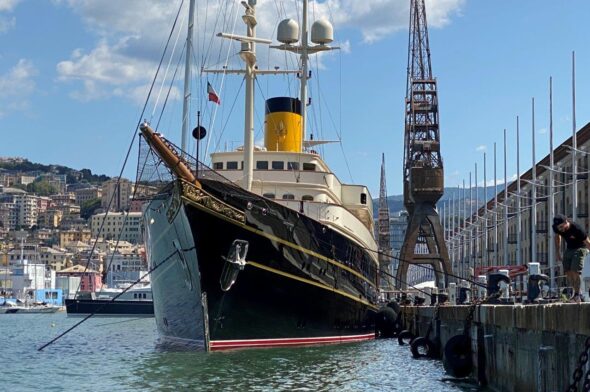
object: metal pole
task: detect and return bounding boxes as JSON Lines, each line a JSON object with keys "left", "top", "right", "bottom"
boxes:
{"left": 517, "top": 116, "right": 522, "bottom": 266}
{"left": 475, "top": 162, "right": 479, "bottom": 269}
{"left": 181, "top": 0, "right": 196, "bottom": 154}
{"left": 494, "top": 142, "right": 498, "bottom": 264}
{"left": 503, "top": 129, "right": 509, "bottom": 265}
{"left": 549, "top": 76, "right": 556, "bottom": 290}
{"left": 451, "top": 192, "right": 455, "bottom": 264}
{"left": 572, "top": 50, "right": 577, "bottom": 221}
{"left": 483, "top": 152, "right": 488, "bottom": 268}
{"left": 469, "top": 172, "right": 475, "bottom": 267}
{"left": 532, "top": 98, "right": 537, "bottom": 265}
{"left": 462, "top": 179, "right": 466, "bottom": 278}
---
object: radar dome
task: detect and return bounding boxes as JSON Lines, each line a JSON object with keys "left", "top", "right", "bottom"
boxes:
{"left": 311, "top": 19, "right": 333, "bottom": 44}
{"left": 277, "top": 19, "right": 299, "bottom": 44}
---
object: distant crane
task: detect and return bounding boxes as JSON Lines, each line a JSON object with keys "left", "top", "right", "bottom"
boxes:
{"left": 377, "top": 153, "right": 393, "bottom": 290}
{"left": 397, "top": 0, "right": 452, "bottom": 289}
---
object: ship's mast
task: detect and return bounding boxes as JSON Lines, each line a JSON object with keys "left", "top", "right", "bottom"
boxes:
{"left": 299, "top": 0, "right": 310, "bottom": 147}
{"left": 242, "top": 1, "right": 257, "bottom": 191}
{"left": 181, "top": 0, "right": 196, "bottom": 155}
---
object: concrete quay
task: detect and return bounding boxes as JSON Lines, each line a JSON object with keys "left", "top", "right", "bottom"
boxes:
{"left": 403, "top": 303, "right": 590, "bottom": 391}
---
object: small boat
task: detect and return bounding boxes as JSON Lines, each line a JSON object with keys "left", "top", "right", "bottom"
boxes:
{"left": 65, "top": 285, "right": 154, "bottom": 317}
{"left": 0, "top": 300, "right": 61, "bottom": 314}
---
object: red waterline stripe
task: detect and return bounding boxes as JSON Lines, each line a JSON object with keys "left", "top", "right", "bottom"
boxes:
{"left": 209, "top": 333, "right": 375, "bottom": 350}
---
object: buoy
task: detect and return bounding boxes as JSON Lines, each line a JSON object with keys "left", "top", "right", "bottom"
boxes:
{"left": 375, "top": 306, "right": 398, "bottom": 338}
{"left": 443, "top": 334, "right": 473, "bottom": 378}
{"left": 410, "top": 337, "right": 437, "bottom": 359}
{"left": 397, "top": 330, "right": 415, "bottom": 346}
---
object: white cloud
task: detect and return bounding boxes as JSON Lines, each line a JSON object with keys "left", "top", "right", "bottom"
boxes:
{"left": 55, "top": 0, "right": 464, "bottom": 101}
{"left": 0, "top": 0, "right": 21, "bottom": 12}
{"left": 0, "top": 59, "right": 38, "bottom": 117}
{"left": 538, "top": 127, "right": 547, "bottom": 134}
{"left": 0, "top": 15, "right": 14, "bottom": 33}
{"left": 0, "top": 0, "right": 20, "bottom": 34}
{"left": 476, "top": 145, "right": 486, "bottom": 152}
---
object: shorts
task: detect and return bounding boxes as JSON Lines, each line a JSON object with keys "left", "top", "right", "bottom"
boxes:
{"left": 563, "top": 248, "right": 589, "bottom": 272}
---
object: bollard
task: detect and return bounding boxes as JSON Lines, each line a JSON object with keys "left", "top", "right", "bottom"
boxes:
{"left": 477, "top": 275, "right": 487, "bottom": 300}
{"left": 527, "top": 262, "right": 549, "bottom": 303}
{"left": 459, "top": 279, "right": 471, "bottom": 304}
{"left": 449, "top": 283, "right": 457, "bottom": 305}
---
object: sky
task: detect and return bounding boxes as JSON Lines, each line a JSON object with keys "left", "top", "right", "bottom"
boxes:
{"left": 1, "top": 0, "right": 589, "bottom": 199}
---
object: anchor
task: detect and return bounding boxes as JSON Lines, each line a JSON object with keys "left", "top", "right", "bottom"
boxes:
{"left": 220, "top": 240, "right": 249, "bottom": 291}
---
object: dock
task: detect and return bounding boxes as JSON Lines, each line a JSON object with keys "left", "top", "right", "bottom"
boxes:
{"left": 401, "top": 303, "right": 590, "bottom": 391}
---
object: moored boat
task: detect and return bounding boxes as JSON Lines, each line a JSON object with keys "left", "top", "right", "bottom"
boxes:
{"left": 140, "top": 0, "right": 380, "bottom": 351}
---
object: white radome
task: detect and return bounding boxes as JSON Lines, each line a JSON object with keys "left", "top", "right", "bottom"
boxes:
{"left": 311, "top": 19, "right": 333, "bottom": 44}
{"left": 277, "top": 18, "right": 299, "bottom": 44}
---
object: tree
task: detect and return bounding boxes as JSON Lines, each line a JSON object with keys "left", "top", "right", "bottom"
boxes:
{"left": 26, "top": 180, "right": 58, "bottom": 196}
{"left": 81, "top": 198, "right": 102, "bottom": 220}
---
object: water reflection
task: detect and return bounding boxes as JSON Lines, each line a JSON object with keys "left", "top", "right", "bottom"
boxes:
{"left": 132, "top": 340, "right": 478, "bottom": 391}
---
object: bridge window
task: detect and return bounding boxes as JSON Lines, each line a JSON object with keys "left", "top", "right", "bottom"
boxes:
{"left": 283, "top": 193, "right": 295, "bottom": 200}
{"left": 302, "top": 195, "right": 314, "bottom": 201}
{"left": 256, "top": 161, "right": 269, "bottom": 170}
{"left": 263, "top": 193, "right": 275, "bottom": 199}
{"left": 213, "top": 162, "right": 223, "bottom": 170}
{"left": 227, "top": 161, "right": 238, "bottom": 170}
{"left": 288, "top": 162, "right": 299, "bottom": 170}
{"left": 302, "top": 163, "right": 316, "bottom": 171}
{"left": 360, "top": 193, "right": 367, "bottom": 204}
{"left": 272, "top": 161, "right": 284, "bottom": 170}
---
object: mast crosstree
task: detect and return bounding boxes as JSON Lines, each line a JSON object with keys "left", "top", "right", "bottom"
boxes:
{"left": 397, "top": 0, "right": 451, "bottom": 289}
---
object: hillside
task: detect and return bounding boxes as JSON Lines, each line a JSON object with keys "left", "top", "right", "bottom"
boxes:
{"left": 373, "top": 186, "right": 499, "bottom": 218}
{"left": 0, "top": 158, "right": 111, "bottom": 184}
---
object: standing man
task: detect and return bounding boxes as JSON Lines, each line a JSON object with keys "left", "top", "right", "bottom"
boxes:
{"left": 553, "top": 214, "right": 590, "bottom": 302}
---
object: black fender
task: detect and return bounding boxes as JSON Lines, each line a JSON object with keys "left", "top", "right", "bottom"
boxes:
{"left": 443, "top": 334, "right": 473, "bottom": 378}
{"left": 375, "top": 306, "right": 398, "bottom": 338}
{"left": 397, "top": 330, "right": 415, "bottom": 346}
{"left": 410, "top": 337, "right": 436, "bottom": 359}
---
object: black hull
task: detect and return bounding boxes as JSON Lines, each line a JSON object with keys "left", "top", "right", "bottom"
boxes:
{"left": 144, "top": 180, "right": 379, "bottom": 350}
{"left": 65, "top": 299, "right": 154, "bottom": 317}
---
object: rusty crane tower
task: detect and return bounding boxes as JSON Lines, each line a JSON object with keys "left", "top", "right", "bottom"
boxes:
{"left": 396, "top": 0, "right": 451, "bottom": 289}
{"left": 378, "top": 153, "right": 393, "bottom": 290}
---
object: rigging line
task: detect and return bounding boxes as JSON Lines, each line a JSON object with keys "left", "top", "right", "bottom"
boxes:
{"left": 99, "top": 141, "right": 156, "bottom": 292}
{"left": 211, "top": 78, "right": 245, "bottom": 154}
{"left": 156, "top": 40, "right": 187, "bottom": 131}
{"left": 93, "top": 317, "right": 147, "bottom": 328}
{"left": 71, "top": 4, "right": 185, "bottom": 298}
{"left": 379, "top": 268, "right": 434, "bottom": 297}
{"left": 38, "top": 247, "right": 193, "bottom": 351}
{"left": 204, "top": 0, "right": 241, "bottom": 159}
{"left": 150, "top": 1, "right": 187, "bottom": 122}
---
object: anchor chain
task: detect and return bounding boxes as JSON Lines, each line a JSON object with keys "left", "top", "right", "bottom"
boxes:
{"left": 567, "top": 336, "right": 590, "bottom": 392}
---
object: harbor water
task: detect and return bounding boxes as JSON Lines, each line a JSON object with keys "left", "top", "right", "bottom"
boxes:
{"left": 1, "top": 313, "right": 481, "bottom": 391}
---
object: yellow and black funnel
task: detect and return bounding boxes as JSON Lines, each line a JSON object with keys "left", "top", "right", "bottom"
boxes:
{"left": 264, "top": 97, "right": 302, "bottom": 152}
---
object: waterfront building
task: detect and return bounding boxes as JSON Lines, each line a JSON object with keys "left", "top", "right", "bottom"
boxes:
{"left": 448, "top": 122, "right": 590, "bottom": 282}
{"left": 74, "top": 186, "right": 101, "bottom": 205}
{"left": 90, "top": 211, "right": 142, "bottom": 243}
{"left": 101, "top": 178, "right": 132, "bottom": 212}
{"left": 11, "top": 261, "right": 55, "bottom": 299}
{"left": 57, "top": 265, "right": 102, "bottom": 292}
{"left": 36, "top": 196, "right": 52, "bottom": 212}
{"left": 50, "top": 193, "right": 76, "bottom": 206}
{"left": 104, "top": 249, "right": 148, "bottom": 287}
{"left": 59, "top": 229, "right": 92, "bottom": 248}
{"left": 34, "top": 288, "right": 63, "bottom": 306}
{"left": 390, "top": 211, "right": 409, "bottom": 274}
{"left": 56, "top": 275, "right": 81, "bottom": 299}
{"left": 39, "top": 246, "right": 72, "bottom": 271}
{"left": 38, "top": 208, "right": 63, "bottom": 228}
